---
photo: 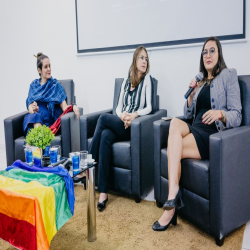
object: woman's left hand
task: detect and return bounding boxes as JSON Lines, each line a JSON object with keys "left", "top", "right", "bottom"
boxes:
{"left": 202, "top": 110, "right": 221, "bottom": 125}
{"left": 73, "top": 105, "right": 80, "bottom": 120}
{"left": 124, "top": 112, "right": 138, "bottom": 129}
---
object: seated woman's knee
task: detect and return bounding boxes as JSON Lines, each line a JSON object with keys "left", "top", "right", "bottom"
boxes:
{"left": 169, "top": 118, "right": 182, "bottom": 134}
{"left": 99, "top": 113, "right": 109, "bottom": 124}
{"left": 101, "top": 129, "right": 115, "bottom": 144}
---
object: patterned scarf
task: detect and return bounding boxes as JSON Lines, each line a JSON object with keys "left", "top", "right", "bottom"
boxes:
{"left": 26, "top": 77, "right": 67, "bottom": 120}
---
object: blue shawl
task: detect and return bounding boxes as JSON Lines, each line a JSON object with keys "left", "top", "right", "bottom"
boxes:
{"left": 26, "top": 77, "right": 67, "bottom": 119}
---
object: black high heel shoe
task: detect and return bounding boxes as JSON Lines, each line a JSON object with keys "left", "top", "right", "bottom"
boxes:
{"left": 163, "top": 189, "right": 184, "bottom": 210}
{"left": 152, "top": 209, "right": 177, "bottom": 231}
{"left": 97, "top": 196, "right": 108, "bottom": 212}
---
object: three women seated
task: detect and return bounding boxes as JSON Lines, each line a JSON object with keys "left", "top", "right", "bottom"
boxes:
{"left": 24, "top": 36, "right": 242, "bottom": 233}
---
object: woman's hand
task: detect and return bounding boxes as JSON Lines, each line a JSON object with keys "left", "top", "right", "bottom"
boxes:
{"left": 202, "top": 110, "right": 221, "bottom": 125}
{"left": 29, "top": 102, "right": 39, "bottom": 114}
{"left": 124, "top": 112, "right": 138, "bottom": 129}
{"left": 73, "top": 105, "right": 80, "bottom": 120}
{"left": 119, "top": 111, "right": 127, "bottom": 122}
{"left": 187, "top": 78, "right": 199, "bottom": 107}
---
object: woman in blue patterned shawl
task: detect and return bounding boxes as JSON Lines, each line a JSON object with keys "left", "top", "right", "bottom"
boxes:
{"left": 23, "top": 53, "right": 79, "bottom": 135}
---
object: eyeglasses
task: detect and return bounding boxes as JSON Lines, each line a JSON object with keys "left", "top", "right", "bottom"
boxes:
{"left": 202, "top": 47, "right": 216, "bottom": 57}
{"left": 138, "top": 55, "right": 148, "bottom": 62}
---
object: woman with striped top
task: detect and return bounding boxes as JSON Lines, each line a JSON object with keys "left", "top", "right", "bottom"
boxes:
{"left": 89, "top": 46, "right": 152, "bottom": 211}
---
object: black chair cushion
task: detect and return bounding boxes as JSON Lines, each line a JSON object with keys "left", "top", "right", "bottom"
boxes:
{"left": 14, "top": 135, "right": 61, "bottom": 166}
{"left": 87, "top": 137, "right": 131, "bottom": 170}
{"left": 161, "top": 148, "right": 209, "bottom": 199}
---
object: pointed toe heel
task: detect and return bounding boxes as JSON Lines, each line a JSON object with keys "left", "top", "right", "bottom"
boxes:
{"left": 152, "top": 209, "right": 177, "bottom": 231}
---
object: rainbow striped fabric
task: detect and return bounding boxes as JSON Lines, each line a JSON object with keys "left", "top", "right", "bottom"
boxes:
{"left": 0, "top": 160, "right": 75, "bottom": 250}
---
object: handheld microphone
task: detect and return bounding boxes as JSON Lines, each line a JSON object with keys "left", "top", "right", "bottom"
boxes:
{"left": 184, "top": 72, "right": 203, "bottom": 99}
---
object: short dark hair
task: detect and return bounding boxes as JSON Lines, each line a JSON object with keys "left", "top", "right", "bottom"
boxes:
{"left": 199, "top": 37, "right": 227, "bottom": 80}
{"left": 36, "top": 52, "right": 49, "bottom": 76}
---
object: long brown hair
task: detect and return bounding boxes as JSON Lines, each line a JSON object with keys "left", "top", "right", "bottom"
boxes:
{"left": 199, "top": 36, "right": 227, "bottom": 85}
{"left": 128, "top": 46, "right": 150, "bottom": 87}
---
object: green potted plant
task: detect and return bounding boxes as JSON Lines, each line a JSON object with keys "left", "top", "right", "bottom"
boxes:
{"left": 25, "top": 125, "right": 55, "bottom": 166}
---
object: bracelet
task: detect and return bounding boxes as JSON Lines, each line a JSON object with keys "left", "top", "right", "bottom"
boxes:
{"left": 71, "top": 102, "right": 77, "bottom": 107}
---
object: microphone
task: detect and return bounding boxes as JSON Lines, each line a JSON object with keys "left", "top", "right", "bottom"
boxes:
{"left": 184, "top": 72, "right": 203, "bottom": 99}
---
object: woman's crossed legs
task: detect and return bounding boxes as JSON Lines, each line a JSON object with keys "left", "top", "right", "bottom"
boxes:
{"left": 158, "top": 118, "right": 201, "bottom": 226}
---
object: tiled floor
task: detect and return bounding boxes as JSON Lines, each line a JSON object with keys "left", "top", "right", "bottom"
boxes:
{"left": 0, "top": 148, "right": 249, "bottom": 249}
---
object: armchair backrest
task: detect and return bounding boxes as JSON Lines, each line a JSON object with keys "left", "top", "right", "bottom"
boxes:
{"left": 58, "top": 79, "right": 75, "bottom": 105}
{"left": 112, "top": 76, "right": 159, "bottom": 116}
{"left": 238, "top": 75, "right": 250, "bottom": 126}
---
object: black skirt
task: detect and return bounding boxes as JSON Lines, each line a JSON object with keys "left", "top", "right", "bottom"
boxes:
{"left": 186, "top": 83, "right": 218, "bottom": 160}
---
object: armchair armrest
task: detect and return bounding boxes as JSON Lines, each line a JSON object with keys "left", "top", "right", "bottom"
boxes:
{"left": 209, "top": 125, "right": 250, "bottom": 239}
{"left": 80, "top": 109, "right": 112, "bottom": 150}
{"left": 131, "top": 109, "right": 167, "bottom": 197}
{"left": 4, "top": 111, "right": 28, "bottom": 166}
{"left": 61, "top": 107, "right": 83, "bottom": 157}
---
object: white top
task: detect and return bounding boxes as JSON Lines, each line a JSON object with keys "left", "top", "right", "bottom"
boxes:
{"left": 116, "top": 74, "right": 152, "bottom": 117}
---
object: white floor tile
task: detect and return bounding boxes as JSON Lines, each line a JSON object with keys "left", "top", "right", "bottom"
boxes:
{"left": 242, "top": 221, "right": 250, "bottom": 249}
{"left": 144, "top": 188, "right": 155, "bottom": 201}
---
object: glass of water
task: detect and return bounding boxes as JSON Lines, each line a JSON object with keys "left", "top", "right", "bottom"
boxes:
{"left": 51, "top": 145, "right": 61, "bottom": 161}
{"left": 80, "top": 151, "right": 88, "bottom": 168}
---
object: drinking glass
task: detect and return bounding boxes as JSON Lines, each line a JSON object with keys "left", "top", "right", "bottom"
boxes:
{"left": 70, "top": 152, "right": 80, "bottom": 175}
{"left": 51, "top": 145, "right": 61, "bottom": 161}
{"left": 50, "top": 148, "right": 58, "bottom": 164}
{"left": 80, "top": 151, "right": 88, "bottom": 168}
{"left": 24, "top": 146, "right": 33, "bottom": 166}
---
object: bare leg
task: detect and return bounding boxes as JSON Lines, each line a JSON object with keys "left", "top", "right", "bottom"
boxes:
{"left": 167, "top": 118, "right": 198, "bottom": 199}
{"left": 99, "top": 193, "right": 108, "bottom": 203}
{"left": 34, "top": 123, "right": 42, "bottom": 128}
{"left": 158, "top": 118, "right": 201, "bottom": 226}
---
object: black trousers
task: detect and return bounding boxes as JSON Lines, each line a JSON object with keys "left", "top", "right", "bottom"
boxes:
{"left": 89, "top": 113, "right": 131, "bottom": 193}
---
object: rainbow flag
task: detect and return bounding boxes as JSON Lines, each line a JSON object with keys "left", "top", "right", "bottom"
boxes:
{"left": 0, "top": 160, "right": 75, "bottom": 250}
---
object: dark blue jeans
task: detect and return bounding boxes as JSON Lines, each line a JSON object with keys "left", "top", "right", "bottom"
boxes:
{"left": 89, "top": 113, "right": 131, "bottom": 193}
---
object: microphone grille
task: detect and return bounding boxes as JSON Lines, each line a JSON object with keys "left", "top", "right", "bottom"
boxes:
{"left": 196, "top": 72, "right": 203, "bottom": 82}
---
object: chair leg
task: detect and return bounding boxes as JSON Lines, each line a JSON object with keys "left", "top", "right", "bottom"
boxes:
{"left": 215, "top": 237, "right": 225, "bottom": 246}
{"left": 156, "top": 201, "right": 163, "bottom": 208}
{"left": 135, "top": 197, "right": 141, "bottom": 203}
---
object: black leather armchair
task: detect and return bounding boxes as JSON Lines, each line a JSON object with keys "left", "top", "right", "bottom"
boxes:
{"left": 80, "top": 77, "right": 167, "bottom": 202}
{"left": 153, "top": 75, "right": 250, "bottom": 246}
{"left": 4, "top": 79, "right": 83, "bottom": 167}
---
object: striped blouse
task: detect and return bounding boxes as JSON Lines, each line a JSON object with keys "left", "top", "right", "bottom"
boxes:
{"left": 116, "top": 74, "right": 152, "bottom": 117}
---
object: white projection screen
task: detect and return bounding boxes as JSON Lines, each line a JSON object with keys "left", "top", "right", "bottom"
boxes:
{"left": 75, "top": 0, "right": 245, "bottom": 53}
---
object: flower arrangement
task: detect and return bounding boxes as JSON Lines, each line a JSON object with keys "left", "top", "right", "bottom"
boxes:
{"left": 25, "top": 125, "right": 55, "bottom": 150}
